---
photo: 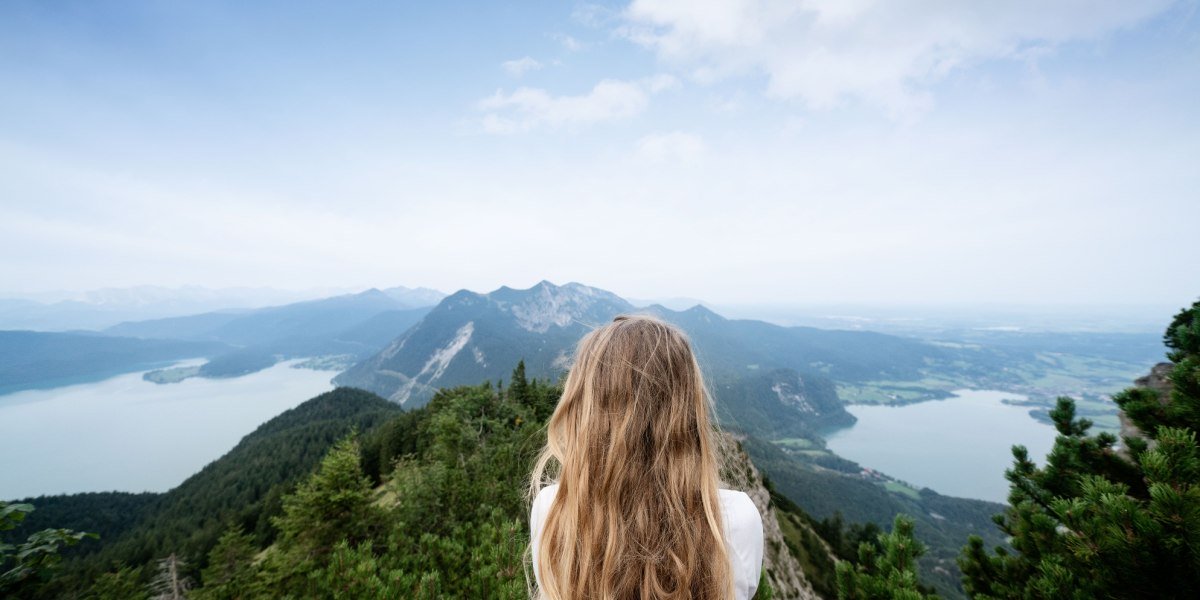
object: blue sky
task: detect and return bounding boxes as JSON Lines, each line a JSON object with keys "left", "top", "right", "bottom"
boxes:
{"left": 2, "top": 0, "right": 1197, "bottom": 307}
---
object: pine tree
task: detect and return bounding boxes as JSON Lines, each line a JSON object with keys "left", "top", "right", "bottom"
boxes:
{"left": 260, "top": 433, "right": 384, "bottom": 596}
{"left": 959, "top": 300, "right": 1200, "bottom": 599}
{"left": 89, "top": 564, "right": 150, "bottom": 600}
{"left": 836, "top": 514, "right": 936, "bottom": 600}
{"left": 192, "top": 525, "right": 258, "bottom": 600}
{"left": 508, "top": 360, "right": 530, "bottom": 405}
{"left": 271, "top": 433, "right": 380, "bottom": 555}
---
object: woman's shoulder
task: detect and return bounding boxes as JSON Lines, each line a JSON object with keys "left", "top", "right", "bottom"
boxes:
{"left": 717, "top": 489, "right": 764, "bottom": 553}
{"left": 534, "top": 483, "right": 559, "bottom": 505}
{"left": 718, "top": 489, "right": 764, "bottom": 599}
{"left": 531, "top": 484, "right": 559, "bottom": 524}
{"left": 717, "top": 488, "right": 762, "bottom": 525}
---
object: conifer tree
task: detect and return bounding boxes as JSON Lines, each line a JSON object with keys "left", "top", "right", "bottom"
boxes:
{"left": 192, "top": 525, "right": 257, "bottom": 600}
{"left": 271, "top": 434, "right": 380, "bottom": 555}
{"left": 261, "top": 433, "right": 383, "bottom": 596}
{"left": 88, "top": 564, "right": 149, "bottom": 600}
{"left": 508, "top": 360, "right": 530, "bottom": 405}
{"left": 959, "top": 300, "right": 1200, "bottom": 599}
{"left": 836, "top": 514, "right": 936, "bottom": 600}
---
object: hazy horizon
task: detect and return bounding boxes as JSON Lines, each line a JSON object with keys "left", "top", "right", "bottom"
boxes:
{"left": 0, "top": 279, "right": 1180, "bottom": 334}
{"left": 3, "top": 1, "right": 1197, "bottom": 307}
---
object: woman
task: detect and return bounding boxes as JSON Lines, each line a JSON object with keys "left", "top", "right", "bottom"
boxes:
{"left": 528, "top": 314, "right": 764, "bottom": 599}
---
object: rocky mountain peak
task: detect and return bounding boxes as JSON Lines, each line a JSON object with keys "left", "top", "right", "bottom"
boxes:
{"left": 486, "top": 280, "right": 633, "bottom": 333}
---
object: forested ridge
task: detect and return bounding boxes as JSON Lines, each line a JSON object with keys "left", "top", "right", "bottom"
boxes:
{"left": 4, "top": 388, "right": 404, "bottom": 597}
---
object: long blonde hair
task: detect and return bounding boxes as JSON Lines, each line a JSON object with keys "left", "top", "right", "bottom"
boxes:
{"left": 528, "top": 314, "right": 733, "bottom": 599}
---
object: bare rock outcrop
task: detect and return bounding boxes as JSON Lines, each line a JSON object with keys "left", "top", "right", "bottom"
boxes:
{"left": 719, "top": 433, "right": 826, "bottom": 600}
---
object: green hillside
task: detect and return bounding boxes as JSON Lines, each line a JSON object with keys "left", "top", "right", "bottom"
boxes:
{"left": 5, "top": 387, "right": 403, "bottom": 597}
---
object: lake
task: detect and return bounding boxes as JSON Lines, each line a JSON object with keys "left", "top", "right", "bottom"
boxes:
{"left": 0, "top": 360, "right": 338, "bottom": 500}
{"left": 823, "top": 389, "right": 1057, "bottom": 503}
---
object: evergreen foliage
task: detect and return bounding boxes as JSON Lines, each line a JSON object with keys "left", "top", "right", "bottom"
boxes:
{"left": 14, "top": 387, "right": 401, "bottom": 598}
{"left": 190, "top": 526, "right": 257, "bottom": 600}
{"left": 958, "top": 300, "right": 1200, "bottom": 599}
{"left": 139, "top": 361, "right": 560, "bottom": 598}
{"left": 836, "top": 515, "right": 937, "bottom": 600}
{"left": 0, "top": 501, "right": 96, "bottom": 595}
{"left": 87, "top": 563, "right": 148, "bottom": 600}
{"left": 3, "top": 492, "right": 159, "bottom": 559}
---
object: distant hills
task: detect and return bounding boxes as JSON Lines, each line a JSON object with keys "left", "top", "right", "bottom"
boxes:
{"left": 0, "top": 331, "right": 228, "bottom": 395}
{"left": 0, "top": 285, "right": 445, "bottom": 332}
{"left": 107, "top": 288, "right": 433, "bottom": 359}
{"left": 0, "top": 287, "right": 445, "bottom": 392}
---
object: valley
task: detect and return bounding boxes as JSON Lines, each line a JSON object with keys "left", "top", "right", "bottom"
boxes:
{"left": 0, "top": 281, "right": 1171, "bottom": 599}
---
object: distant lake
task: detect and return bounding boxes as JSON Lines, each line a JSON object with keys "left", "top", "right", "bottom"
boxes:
{"left": 824, "top": 390, "right": 1057, "bottom": 503}
{"left": 0, "top": 360, "right": 338, "bottom": 500}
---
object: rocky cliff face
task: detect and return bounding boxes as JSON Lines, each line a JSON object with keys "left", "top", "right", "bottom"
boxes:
{"left": 1118, "top": 361, "right": 1175, "bottom": 456}
{"left": 718, "top": 432, "right": 829, "bottom": 600}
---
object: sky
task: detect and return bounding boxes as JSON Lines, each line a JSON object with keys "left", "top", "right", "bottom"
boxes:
{"left": 1, "top": 0, "right": 1198, "bottom": 308}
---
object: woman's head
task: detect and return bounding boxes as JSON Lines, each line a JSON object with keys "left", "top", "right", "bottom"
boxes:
{"left": 529, "top": 314, "right": 732, "bottom": 599}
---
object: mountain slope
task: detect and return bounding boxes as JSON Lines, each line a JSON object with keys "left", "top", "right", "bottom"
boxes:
{"left": 719, "top": 434, "right": 825, "bottom": 599}
{"left": 102, "top": 290, "right": 435, "bottom": 380}
{"left": 741, "top": 435, "right": 1004, "bottom": 599}
{"left": 106, "top": 289, "right": 429, "bottom": 349}
{"left": 0, "top": 331, "right": 227, "bottom": 394}
{"left": 21, "top": 387, "right": 404, "bottom": 595}
{"left": 645, "top": 304, "right": 951, "bottom": 382}
{"left": 335, "top": 281, "right": 634, "bottom": 404}
{"left": 713, "top": 368, "right": 856, "bottom": 437}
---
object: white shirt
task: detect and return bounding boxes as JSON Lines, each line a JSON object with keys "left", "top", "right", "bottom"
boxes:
{"left": 530, "top": 484, "right": 765, "bottom": 600}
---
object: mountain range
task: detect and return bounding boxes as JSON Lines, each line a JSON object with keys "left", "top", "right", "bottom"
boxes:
{"left": 0, "top": 287, "right": 446, "bottom": 392}
{"left": 333, "top": 281, "right": 966, "bottom": 434}
{"left": 0, "top": 285, "right": 445, "bottom": 332}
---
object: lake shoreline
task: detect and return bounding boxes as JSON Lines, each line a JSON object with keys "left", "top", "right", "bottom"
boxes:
{"left": 824, "top": 389, "right": 1058, "bottom": 503}
{"left": 0, "top": 359, "right": 339, "bottom": 500}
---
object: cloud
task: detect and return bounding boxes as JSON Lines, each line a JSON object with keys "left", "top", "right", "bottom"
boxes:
{"left": 552, "top": 33, "right": 586, "bottom": 51}
{"left": 635, "top": 131, "right": 706, "bottom": 162}
{"left": 621, "top": 0, "right": 1180, "bottom": 117}
{"left": 501, "top": 56, "right": 543, "bottom": 76}
{"left": 478, "top": 75, "right": 677, "bottom": 133}
{"left": 572, "top": 3, "right": 620, "bottom": 28}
